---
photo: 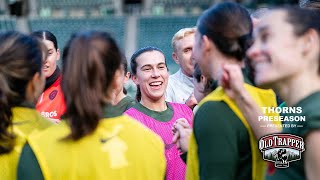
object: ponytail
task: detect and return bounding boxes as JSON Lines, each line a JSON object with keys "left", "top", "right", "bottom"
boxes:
{"left": 197, "top": 2, "right": 252, "bottom": 61}
{"left": 62, "top": 31, "right": 121, "bottom": 140}
{"left": 0, "top": 73, "right": 15, "bottom": 154}
{"left": 0, "top": 31, "right": 44, "bottom": 154}
{"left": 135, "top": 85, "right": 142, "bottom": 102}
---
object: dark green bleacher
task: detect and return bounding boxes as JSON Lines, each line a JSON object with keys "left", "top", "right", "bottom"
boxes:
{"left": 29, "top": 17, "right": 126, "bottom": 53}
{"left": 37, "top": 0, "right": 115, "bottom": 17}
{"left": 0, "top": 18, "right": 16, "bottom": 33}
{"left": 37, "top": 0, "right": 113, "bottom": 8}
{"left": 152, "top": 0, "right": 212, "bottom": 15}
{"left": 138, "top": 16, "right": 198, "bottom": 73}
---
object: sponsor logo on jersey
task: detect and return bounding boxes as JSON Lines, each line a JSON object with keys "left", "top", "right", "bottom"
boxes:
{"left": 49, "top": 90, "right": 58, "bottom": 100}
{"left": 41, "top": 111, "right": 58, "bottom": 118}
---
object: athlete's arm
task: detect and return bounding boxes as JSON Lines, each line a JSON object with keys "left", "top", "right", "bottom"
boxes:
{"left": 185, "top": 93, "right": 198, "bottom": 109}
{"left": 220, "top": 64, "right": 280, "bottom": 139}
{"left": 233, "top": 88, "right": 280, "bottom": 139}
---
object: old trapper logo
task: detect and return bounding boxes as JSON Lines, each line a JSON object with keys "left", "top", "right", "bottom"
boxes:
{"left": 259, "top": 134, "right": 305, "bottom": 168}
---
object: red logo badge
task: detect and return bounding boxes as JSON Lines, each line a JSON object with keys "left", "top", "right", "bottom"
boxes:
{"left": 49, "top": 90, "right": 58, "bottom": 100}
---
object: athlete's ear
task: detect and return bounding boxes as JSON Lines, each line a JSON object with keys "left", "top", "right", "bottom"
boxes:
{"left": 56, "top": 49, "right": 61, "bottom": 61}
{"left": 26, "top": 72, "right": 45, "bottom": 104}
{"left": 202, "top": 35, "right": 211, "bottom": 53}
{"left": 112, "top": 69, "right": 122, "bottom": 91}
{"left": 131, "top": 74, "right": 139, "bottom": 85}
{"left": 172, "top": 52, "right": 179, "bottom": 64}
{"left": 124, "top": 72, "right": 131, "bottom": 82}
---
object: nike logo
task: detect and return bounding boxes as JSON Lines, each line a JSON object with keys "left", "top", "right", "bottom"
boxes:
{"left": 100, "top": 135, "right": 116, "bottom": 143}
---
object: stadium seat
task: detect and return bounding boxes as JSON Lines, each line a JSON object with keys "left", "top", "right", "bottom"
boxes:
{"left": 29, "top": 17, "right": 126, "bottom": 58}
{"left": 152, "top": 0, "right": 213, "bottom": 15}
{"left": 36, "top": 0, "right": 115, "bottom": 17}
{"left": 138, "top": 16, "right": 198, "bottom": 73}
{"left": 0, "top": 18, "right": 16, "bottom": 33}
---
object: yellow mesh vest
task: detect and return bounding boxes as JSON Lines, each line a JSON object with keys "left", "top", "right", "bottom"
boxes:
{"left": 28, "top": 115, "right": 166, "bottom": 180}
{"left": 186, "top": 84, "right": 281, "bottom": 180}
{"left": 0, "top": 107, "right": 52, "bottom": 180}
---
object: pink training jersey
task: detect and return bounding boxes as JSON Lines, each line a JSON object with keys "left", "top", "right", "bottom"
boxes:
{"left": 125, "top": 102, "right": 193, "bottom": 180}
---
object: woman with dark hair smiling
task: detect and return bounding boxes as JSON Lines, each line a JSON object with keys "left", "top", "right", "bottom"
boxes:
{"left": 220, "top": 6, "right": 320, "bottom": 180}
{"left": 125, "top": 46, "right": 193, "bottom": 180}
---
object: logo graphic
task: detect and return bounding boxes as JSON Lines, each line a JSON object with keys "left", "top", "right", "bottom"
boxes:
{"left": 259, "top": 106, "right": 305, "bottom": 129}
{"left": 41, "top": 111, "right": 57, "bottom": 118}
{"left": 100, "top": 135, "right": 116, "bottom": 143}
{"left": 49, "top": 90, "right": 58, "bottom": 100}
{"left": 259, "top": 134, "right": 305, "bottom": 168}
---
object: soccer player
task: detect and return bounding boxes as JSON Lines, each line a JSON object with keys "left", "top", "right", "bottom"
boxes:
{"left": 0, "top": 31, "right": 52, "bottom": 180}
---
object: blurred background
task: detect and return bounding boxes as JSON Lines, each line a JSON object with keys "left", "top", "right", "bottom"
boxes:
{"left": 0, "top": 0, "right": 299, "bottom": 96}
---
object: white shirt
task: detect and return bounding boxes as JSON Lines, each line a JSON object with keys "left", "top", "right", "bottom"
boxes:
{"left": 165, "top": 69, "right": 194, "bottom": 103}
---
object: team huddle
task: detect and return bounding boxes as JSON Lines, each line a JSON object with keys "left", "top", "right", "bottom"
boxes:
{"left": 1, "top": 1, "right": 320, "bottom": 180}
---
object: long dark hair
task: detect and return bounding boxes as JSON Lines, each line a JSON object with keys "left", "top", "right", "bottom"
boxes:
{"left": 130, "top": 46, "right": 166, "bottom": 101}
{"left": 121, "top": 55, "right": 129, "bottom": 95}
{"left": 62, "top": 31, "right": 121, "bottom": 140}
{"left": 0, "top": 31, "right": 45, "bottom": 154}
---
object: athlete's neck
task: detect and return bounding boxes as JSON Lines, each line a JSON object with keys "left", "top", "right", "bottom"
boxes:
{"left": 140, "top": 97, "right": 167, "bottom": 112}
{"left": 276, "top": 72, "right": 320, "bottom": 106}
{"left": 113, "top": 91, "right": 126, "bottom": 105}
{"left": 45, "top": 66, "right": 60, "bottom": 90}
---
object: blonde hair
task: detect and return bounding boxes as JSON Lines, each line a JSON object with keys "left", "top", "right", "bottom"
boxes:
{"left": 171, "top": 27, "right": 196, "bottom": 52}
